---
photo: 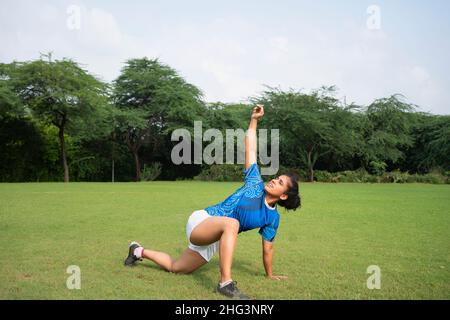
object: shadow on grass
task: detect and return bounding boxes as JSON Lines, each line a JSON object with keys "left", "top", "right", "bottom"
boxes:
{"left": 190, "top": 263, "right": 218, "bottom": 293}
{"left": 192, "top": 258, "right": 261, "bottom": 291}
{"left": 190, "top": 259, "right": 261, "bottom": 297}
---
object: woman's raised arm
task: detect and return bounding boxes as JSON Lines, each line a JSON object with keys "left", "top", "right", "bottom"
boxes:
{"left": 245, "top": 105, "right": 264, "bottom": 170}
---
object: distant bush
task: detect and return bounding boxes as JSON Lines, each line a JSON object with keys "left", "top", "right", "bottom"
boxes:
{"left": 369, "top": 160, "right": 387, "bottom": 176}
{"left": 193, "top": 165, "right": 449, "bottom": 184}
{"left": 335, "top": 169, "right": 372, "bottom": 183}
{"left": 378, "top": 170, "right": 447, "bottom": 184}
{"left": 194, "top": 164, "right": 243, "bottom": 181}
{"left": 266, "top": 166, "right": 307, "bottom": 182}
{"left": 314, "top": 168, "right": 375, "bottom": 183}
{"left": 408, "top": 173, "right": 447, "bottom": 184}
{"left": 380, "top": 170, "right": 410, "bottom": 183}
{"left": 194, "top": 164, "right": 311, "bottom": 182}
{"left": 140, "top": 162, "right": 162, "bottom": 181}
{"left": 314, "top": 170, "right": 334, "bottom": 182}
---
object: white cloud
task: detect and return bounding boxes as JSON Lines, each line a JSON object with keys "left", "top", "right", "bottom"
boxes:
{"left": 82, "top": 7, "right": 123, "bottom": 48}
{"left": 269, "top": 37, "right": 289, "bottom": 53}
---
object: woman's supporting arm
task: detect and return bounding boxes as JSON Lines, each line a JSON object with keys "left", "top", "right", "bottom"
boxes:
{"left": 262, "top": 238, "right": 274, "bottom": 277}
{"left": 245, "top": 105, "right": 264, "bottom": 170}
{"left": 262, "top": 238, "right": 288, "bottom": 280}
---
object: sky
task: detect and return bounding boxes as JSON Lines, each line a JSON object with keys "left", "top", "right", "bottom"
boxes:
{"left": 1, "top": 0, "right": 449, "bottom": 114}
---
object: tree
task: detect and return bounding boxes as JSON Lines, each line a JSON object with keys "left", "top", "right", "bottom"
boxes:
{"left": 113, "top": 58, "right": 204, "bottom": 181}
{"left": 0, "top": 116, "right": 44, "bottom": 181}
{"left": 256, "top": 86, "right": 360, "bottom": 181}
{"left": 421, "top": 115, "right": 450, "bottom": 171}
{"left": 203, "top": 102, "right": 248, "bottom": 130}
{"left": 10, "top": 54, "right": 109, "bottom": 182}
{"left": 360, "top": 95, "right": 415, "bottom": 170}
{"left": 405, "top": 113, "right": 450, "bottom": 172}
{"left": 0, "top": 63, "right": 24, "bottom": 120}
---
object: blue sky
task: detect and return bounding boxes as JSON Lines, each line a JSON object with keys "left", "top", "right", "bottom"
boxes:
{"left": 1, "top": 0, "right": 449, "bottom": 114}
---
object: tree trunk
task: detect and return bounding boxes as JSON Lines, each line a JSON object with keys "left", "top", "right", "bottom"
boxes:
{"left": 112, "top": 159, "right": 115, "bottom": 183}
{"left": 111, "top": 131, "right": 116, "bottom": 183}
{"left": 58, "top": 124, "right": 70, "bottom": 183}
{"left": 125, "top": 131, "right": 144, "bottom": 182}
{"left": 133, "top": 151, "right": 141, "bottom": 181}
{"left": 307, "top": 149, "right": 314, "bottom": 182}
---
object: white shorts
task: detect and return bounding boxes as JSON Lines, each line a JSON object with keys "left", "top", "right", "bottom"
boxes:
{"left": 186, "top": 209, "right": 219, "bottom": 262}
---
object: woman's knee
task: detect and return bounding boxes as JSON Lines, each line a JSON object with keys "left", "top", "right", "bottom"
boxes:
{"left": 170, "top": 264, "right": 184, "bottom": 274}
{"left": 170, "top": 262, "right": 197, "bottom": 275}
{"left": 169, "top": 251, "right": 205, "bottom": 274}
{"left": 169, "top": 261, "right": 184, "bottom": 274}
{"left": 224, "top": 218, "right": 240, "bottom": 233}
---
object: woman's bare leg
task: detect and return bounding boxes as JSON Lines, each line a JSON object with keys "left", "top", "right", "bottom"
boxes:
{"left": 189, "top": 216, "right": 240, "bottom": 283}
{"left": 142, "top": 247, "right": 207, "bottom": 274}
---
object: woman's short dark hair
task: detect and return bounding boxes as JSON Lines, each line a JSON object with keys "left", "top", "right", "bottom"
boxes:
{"left": 277, "top": 173, "right": 301, "bottom": 211}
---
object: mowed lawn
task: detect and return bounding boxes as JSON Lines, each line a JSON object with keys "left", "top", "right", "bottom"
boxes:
{"left": 0, "top": 182, "right": 449, "bottom": 300}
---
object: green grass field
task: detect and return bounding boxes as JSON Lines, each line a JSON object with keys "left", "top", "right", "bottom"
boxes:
{"left": 0, "top": 182, "right": 449, "bottom": 299}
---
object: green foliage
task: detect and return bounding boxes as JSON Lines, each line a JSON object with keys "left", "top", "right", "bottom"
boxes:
{"left": 140, "top": 162, "right": 162, "bottom": 181}
{"left": 193, "top": 164, "right": 309, "bottom": 183}
{"left": 407, "top": 114, "right": 450, "bottom": 172}
{"left": 194, "top": 164, "right": 244, "bottom": 181}
{"left": 317, "top": 169, "right": 374, "bottom": 183}
{"left": 34, "top": 121, "right": 69, "bottom": 181}
{"left": 369, "top": 160, "right": 387, "bottom": 176}
{"left": 203, "top": 102, "right": 248, "bottom": 131}
{"left": 0, "top": 62, "right": 25, "bottom": 120}
{"left": 265, "top": 166, "right": 308, "bottom": 182}
{"left": 4, "top": 54, "right": 110, "bottom": 182}
{"left": 361, "top": 95, "right": 415, "bottom": 167}
{"left": 255, "top": 86, "right": 361, "bottom": 181}
{"left": 113, "top": 57, "right": 205, "bottom": 180}
{"left": 1, "top": 56, "right": 449, "bottom": 182}
{"left": 313, "top": 170, "right": 334, "bottom": 182}
{"left": 406, "top": 172, "right": 448, "bottom": 184}
{"left": 11, "top": 56, "right": 109, "bottom": 130}
{"left": 311, "top": 169, "right": 447, "bottom": 184}
{"left": 0, "top": 116, "right": 46, "bottom": 181}
{"left": 113, "top": 58, "right": 205, "bottom": 133}
{"left": 380, "top": 170, "right": 410, "bottom": 183}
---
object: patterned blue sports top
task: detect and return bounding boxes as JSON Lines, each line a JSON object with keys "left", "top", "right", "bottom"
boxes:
{"left": 204, "top": 163, "right": 280, "bottom": 242}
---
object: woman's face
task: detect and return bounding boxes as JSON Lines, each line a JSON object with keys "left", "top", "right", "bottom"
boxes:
{"left": 264, "top": 175, "right": 291, "bottom": 200}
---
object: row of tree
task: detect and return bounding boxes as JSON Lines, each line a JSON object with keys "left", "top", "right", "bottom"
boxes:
{"left": 1, "top": 54, "right": 449, "bottom": 182}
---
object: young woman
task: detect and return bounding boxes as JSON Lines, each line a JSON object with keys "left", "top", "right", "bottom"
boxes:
{"left": 124, "top": 105, "right": 301, "bottom": 299}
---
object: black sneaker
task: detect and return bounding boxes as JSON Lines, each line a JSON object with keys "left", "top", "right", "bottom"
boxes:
{"left": 124, "top": 241, "right": 142, "bottom": 266}
{"left": 217, "top": 281, "right": 250, "bottom": 300}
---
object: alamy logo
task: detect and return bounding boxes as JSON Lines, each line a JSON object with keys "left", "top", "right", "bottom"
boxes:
{"left": 366, "top": 265, "right": 381, "bottom": 289}
{"left": 366, "top": 5, "right": 381, "bottom": 30}
{"left": 171, "top": 121, "right": 279, "bottom": 175}
{"left": 66, "top": 265, "right": 81, "bottom": 290}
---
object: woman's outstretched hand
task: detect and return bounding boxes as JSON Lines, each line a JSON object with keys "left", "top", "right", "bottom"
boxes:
{"left": 267, "top": 275, "right": 288, "bottom": 281}
{"left": 251, "top": 104, "right": 264, "bottom": 120}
